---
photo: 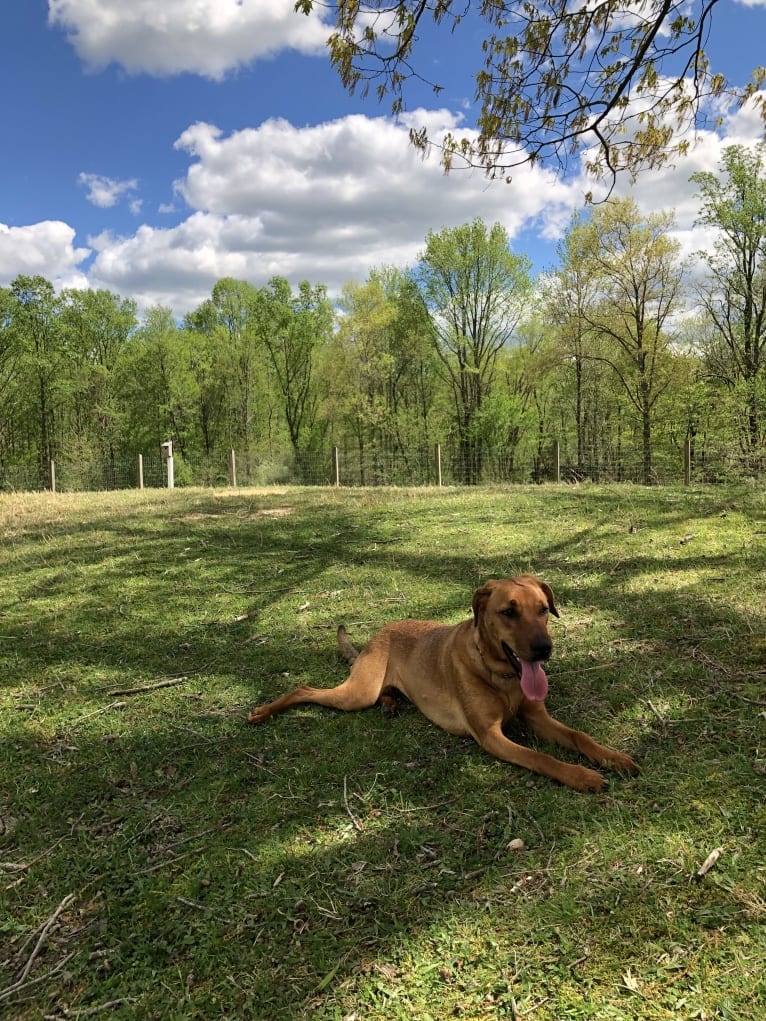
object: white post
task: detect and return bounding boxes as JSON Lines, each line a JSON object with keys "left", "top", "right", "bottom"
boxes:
{"left": 434, "top": 443, "right": 442, "bottom": 487}
{"left": 137, "top": 453, "right": 144, "bottom": 489}
{"left": 228, "top": 449, "right": 237, "bottom": 487}
{"left": 161, "top": 441, "right": 174, "bottom": 489}
{"left": 332, "top": 446, "right": 340, "bottom": 487}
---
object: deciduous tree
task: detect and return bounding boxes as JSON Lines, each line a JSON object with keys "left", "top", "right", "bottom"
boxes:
{"left": 294, "top": 1, "right": 764, "bottom": 187}
{"left": 58, "top": 288, "right": 137, "bottom": 481}
{"left": 574, "top": 199, "right": 685, "bottom": 482}
{"left": 208, "top": 278, "right": 266, "bottom": 460}
{"left": 258, "top": 277, "right": 333, "bottom": 477}
{"left": 8, "top": 275, "right": 64, "bottom": 483}
{"left": 547, "top": 214, "right": 602, "bottom": 470}
{"left": 414, "top": 219, "right": 531, "bottom": 482}
{"left": 0, "top": 287, "right": 22, "bottom": 465}
{"left": 691, "top": 143, "right": 766, "bottom": 461}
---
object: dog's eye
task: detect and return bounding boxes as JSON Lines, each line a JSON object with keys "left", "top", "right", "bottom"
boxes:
{"left": 540, "top": 606, "right": 549, "bottom": 617}
{"left": 501, "top": 606, "right": 518, "bottom": 619}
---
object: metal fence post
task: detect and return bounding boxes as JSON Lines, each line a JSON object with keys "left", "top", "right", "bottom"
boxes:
{"left": 434, "top": 443, "right": 442, "bottom": 487}
{"left": 137, "top": 454, "right": 144, "bottom": 489}
{"left": 228, "top": 449, "right": 237, "bottom": 487}
{"left": 332, "top": 446, "right": 340, "bottom": 487}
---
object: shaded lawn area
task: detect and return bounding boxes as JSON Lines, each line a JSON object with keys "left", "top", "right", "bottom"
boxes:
{"left": 0, "top": 483, "right": 764, "bottom": 1020}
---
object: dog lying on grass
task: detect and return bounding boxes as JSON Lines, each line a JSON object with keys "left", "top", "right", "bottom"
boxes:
{"left": 248, "top": 575, "right": 637, "bottom": 791}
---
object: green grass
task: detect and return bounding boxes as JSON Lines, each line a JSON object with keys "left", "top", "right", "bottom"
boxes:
{"left": 0, "top": 483, "right": 764, "bottom": 1020}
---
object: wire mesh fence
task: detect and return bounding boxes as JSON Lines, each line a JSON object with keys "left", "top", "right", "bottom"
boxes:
{"left": 0, "top": 441, "right": 763, "bottom": 493}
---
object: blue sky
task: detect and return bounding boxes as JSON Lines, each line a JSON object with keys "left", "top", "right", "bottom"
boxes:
{"left": 1, "top": 1, "right": 765, "bottom": 317}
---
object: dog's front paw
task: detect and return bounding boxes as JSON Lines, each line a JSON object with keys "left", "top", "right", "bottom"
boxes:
{"left": 604, "top": 751, "right": 639, "bottom": 775}
{"left": 247, "top": 706, "right": 269, "bottom": 724}
{"left": 567, "top": 765, "right": 607, "bottom": 793}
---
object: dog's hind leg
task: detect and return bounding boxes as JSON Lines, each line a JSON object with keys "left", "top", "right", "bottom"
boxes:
{"left": 247, "top": 631, "right": 389, "bottom": 724}
{"left": 247, "top": 677, "right": 377, "bottom": 723}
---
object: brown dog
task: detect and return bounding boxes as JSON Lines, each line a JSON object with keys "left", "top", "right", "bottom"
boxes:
{"left": 248, "top": 576, "right": 637, "bottom": 791}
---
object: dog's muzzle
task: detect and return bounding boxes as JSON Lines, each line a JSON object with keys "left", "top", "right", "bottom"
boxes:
{"left": 501, "top": 641, "right": 523, "bottom": 676}
{"left": 502, "top": 638, "right": 551, "bottom": 671}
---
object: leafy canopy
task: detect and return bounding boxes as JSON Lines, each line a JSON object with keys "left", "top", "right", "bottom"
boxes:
{"left": 295, "top": 1, "right": 766, "bottom": 191}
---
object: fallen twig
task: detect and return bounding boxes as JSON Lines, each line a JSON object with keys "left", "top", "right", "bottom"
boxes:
{"left": 525, "top": 811, "right": 545, "bottom": 843}
{"left": 0, "top": 951, "right": 76, "bottom": 1006}
{"left": 343, "top": 776, "right": 363, "bottom": 832}
{"left": 134, "top": 848, "right": 206, "bottom": 876}
{"left": 733, "top": 692, "right": 766, "bottom": 707}
{"left": 164, "top": 820, "right": 234, "bottom": 852}
{"left": 232, "top": 846, "right": 258, "bottom": 863}
{"left": 555, "top": 662, "right": 615, "bottom": 677}
{"left": 69, "top": 701, "right": 126, "bottom": 727}
{"left": 389, "top": 799, "right": 456, "bottom": 814}
{"left": 176, "top": 897, "right": 233, "bottom": 924}
{"left": 107, "top": 676, "right": 189, "bottom": 697}
{"left": 49, "top": 998, "right": 136, "bottom": 1019}
{"left": 0, "top": 894, "right": 75, "bottom": 1003}
{"left": 647, "top": 700, "right": 666, "bottom": 725}
{"left": 518, "top": 995, "right": 551, "bottom": 1015}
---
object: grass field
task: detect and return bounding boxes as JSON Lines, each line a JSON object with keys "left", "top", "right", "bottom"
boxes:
{"left": 1, "top": 483, "right": 764, "bottom": 1020}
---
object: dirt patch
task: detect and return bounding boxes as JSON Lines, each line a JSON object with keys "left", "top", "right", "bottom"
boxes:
{"left": 255, "top": 507, "right": 294, "bottom": 517}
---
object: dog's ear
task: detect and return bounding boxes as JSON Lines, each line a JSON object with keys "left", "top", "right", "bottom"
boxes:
{"left": 539, "top": 581, "right": 560, "bottom": 618}
{"left": 472, "top": 582, "right": 495, "bottom": 625}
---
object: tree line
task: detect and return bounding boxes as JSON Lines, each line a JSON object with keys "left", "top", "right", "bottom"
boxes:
{"left": 1, "top": 145, "right": 764, "bottom": 489}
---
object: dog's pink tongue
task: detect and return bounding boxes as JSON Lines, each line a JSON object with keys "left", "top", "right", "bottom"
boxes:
{"left": 520, "top": 660, "right": 548, "bottom": 701}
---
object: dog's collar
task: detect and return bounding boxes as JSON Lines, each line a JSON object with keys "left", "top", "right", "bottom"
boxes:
{"left": 473, "top": 632, "right": 520, "bottom": 681}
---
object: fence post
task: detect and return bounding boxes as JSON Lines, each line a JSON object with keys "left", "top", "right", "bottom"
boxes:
{"left": 161, "top": 440, "right": 174, "bottom": 489}
{"left": 552, "top": 440, "right": 560, "bottom": 484}
{"left": 434, "top": 443, "right": 442, "bottom": 487}
{"left": 332, "top": 446, "right": 340, "bottom": 487}
{"left": 137, "top": 454, "right": 144, "bottom": 489}
{"left": 683, "top": 438, "right": 691, "bottom": 486}
{"left": 49, "top": 460, "right": 56, "bottom": 493}
{"left": 228, "top": 449, "right": 237, "bottom": 487}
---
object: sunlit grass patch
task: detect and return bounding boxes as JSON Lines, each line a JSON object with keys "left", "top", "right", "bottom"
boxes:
{"left": 0, "top": 483, "right": 763, "bottom": 1020}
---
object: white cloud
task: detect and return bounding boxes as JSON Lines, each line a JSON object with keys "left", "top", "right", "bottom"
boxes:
{"left": 84, "top": 94, "right": 766, "bottom": 317}
{"left": 79, "top": 172, "right": 139, "bottom": 209}
{"left": 86, "top": 110, "right": 580, "bottom": 315}
{"left": 48, "top": 0, "right": 331, "bottom": 79}
{"left": 20, "top": 84, "right": 757, "bottom": 320}
{"left": 0, "top": 221, "right": 90, "bottom": 289}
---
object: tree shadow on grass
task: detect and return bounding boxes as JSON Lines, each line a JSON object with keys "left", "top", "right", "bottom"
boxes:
{"left": 2, "top": 691, "right": 761, "bottom": 1019}
{"left": 1, "top": 486, "right": 763, "bottom": 1017}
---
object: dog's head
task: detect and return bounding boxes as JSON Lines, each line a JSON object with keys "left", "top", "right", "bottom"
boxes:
{"left": 471, "top": 576, "right": 559, "bottom": 701}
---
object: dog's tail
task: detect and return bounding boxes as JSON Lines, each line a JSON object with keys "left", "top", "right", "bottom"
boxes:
{"left": 337, "top": 625, "right": 359, "bottom": 665}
